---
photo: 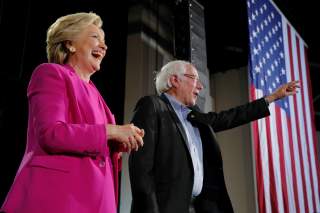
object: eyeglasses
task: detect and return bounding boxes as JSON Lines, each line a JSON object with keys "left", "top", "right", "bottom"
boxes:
{"left": 183, "top": 74, "right": 202, "bottom": 85}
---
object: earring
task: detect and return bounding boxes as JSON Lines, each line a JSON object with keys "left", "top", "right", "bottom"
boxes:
{"left": 69, "top": 47, "right": 76, "bottom": 53}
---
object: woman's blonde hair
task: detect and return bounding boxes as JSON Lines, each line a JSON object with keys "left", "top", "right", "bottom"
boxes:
{"left": 46, "top": 12, "right": 102, "bottom": 64}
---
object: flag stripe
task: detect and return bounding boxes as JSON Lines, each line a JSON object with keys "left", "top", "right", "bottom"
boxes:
{"left": 283, "top": 19, "right": 305, "bottom": 213}
{"left": 256, "top": 88, "right": 273, "bottom": 213}
{"left": 269, "top": 103, "right": 286, "bottom": 212}
{"left": 281, "top": 110, "right": 297, "bottom": 213}
{"left": 304, "top": 47, "right": 320, "bottom": 210}
{"left": 288, "top": 25, "right": 309, "bottom": 213}
{"left": 296, "top": 36, "right": 316, "bottom": 212}
{"left": 251, "top": 85, "right": 267, "bottom": 213}
{"left": 274, "top": 107, "right": 289, "bottom": 213}
{"left": 282, "top": 17, "right": 301, "bottom": 213}
{"left": 265, "top": 115, "right": 280, "bottom": 213}
{"left": 270, "top": 104, "right": 286, "bottom": 213}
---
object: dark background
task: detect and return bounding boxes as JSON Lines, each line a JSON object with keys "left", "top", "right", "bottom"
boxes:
{"left": 0, "top": 0, "right": 319, "bottom": 206}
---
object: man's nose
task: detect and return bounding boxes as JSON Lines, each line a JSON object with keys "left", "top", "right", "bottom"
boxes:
{"left": 197, "top": 80, "right": 204, "bottom": 90}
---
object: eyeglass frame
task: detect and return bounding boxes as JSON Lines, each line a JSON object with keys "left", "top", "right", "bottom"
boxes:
{"left": 182, "top": 73, "right": 203, "bottom": 85}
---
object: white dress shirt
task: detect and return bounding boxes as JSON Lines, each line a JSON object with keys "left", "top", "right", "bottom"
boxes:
{"left": 164, "top": 93, "right": 204, "bottom": 197}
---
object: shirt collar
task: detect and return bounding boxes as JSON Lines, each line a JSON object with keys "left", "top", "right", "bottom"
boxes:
{"left": 164, "top": 93, "right": 191, "bottom": 117}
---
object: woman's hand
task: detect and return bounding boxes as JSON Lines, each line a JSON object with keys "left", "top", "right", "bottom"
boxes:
{"left": 106, "top": 124, "right": 144, "bottom": 152}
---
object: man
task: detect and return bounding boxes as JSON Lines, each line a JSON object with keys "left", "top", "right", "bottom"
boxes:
{"left": 129, "top": 60, "right": 299, "bottom": 213}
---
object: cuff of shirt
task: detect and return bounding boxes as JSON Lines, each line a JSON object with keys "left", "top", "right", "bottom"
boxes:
{"left": 263, "top": 97, "right": 270, "bottom": 106}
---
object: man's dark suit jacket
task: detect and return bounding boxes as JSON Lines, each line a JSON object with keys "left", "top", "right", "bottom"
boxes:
{"left": 129, "top": 94, "right": 270, "bottom": 213}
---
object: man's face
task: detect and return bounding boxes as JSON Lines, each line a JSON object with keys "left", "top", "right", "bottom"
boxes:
{"left": 177, "top": 65, "right": 203, "bottom": 106}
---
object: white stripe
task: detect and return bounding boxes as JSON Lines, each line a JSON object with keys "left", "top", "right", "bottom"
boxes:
{"left": 256, "top": 89, "right": 272, "bottom": 213}
{"left": 269, "top": 104, "right": 284, "bottom": 213}
{"left": 280, "top": 109, "right": 297, "bottom": 213}
{"left": 291, "top": 31, "right": 313, "bottom": 212}
{"left": 283, "top": 19, "right": 305, "bottom": 213}
{"left": 299, "top": 40, "right": 320, "bottom": 211}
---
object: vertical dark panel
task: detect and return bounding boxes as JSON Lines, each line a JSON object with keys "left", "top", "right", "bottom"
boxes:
{"left": 174, "top": 0, "right": 208, "bottom": 110}
{"left": 174, "top": 0, "right": 191, "bottom": 60}
{"left": 189, "top": 0, "right": 208, "bottom": 110}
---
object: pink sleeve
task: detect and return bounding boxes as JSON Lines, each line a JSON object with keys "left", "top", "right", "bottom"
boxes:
{"left": 28, "top": 64, "right": 107, "bottom": 156}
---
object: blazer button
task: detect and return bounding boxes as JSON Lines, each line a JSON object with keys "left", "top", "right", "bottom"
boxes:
{"left": 190, "top": 114, "right": 195, "bottom": 118}
{"left": 99, "top": 160, "right": 106, "bottom": 167}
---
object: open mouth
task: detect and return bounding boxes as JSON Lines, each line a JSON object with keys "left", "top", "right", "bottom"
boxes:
{"left": 92, "top": 50, "right": 104, "bottom": 60}
{"left": 193, "top": 92, "right": 199, "bottom": 99}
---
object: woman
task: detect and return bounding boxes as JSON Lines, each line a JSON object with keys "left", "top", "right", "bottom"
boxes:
{"left": 1, "top": 12, "right": 144, "bottom": 213}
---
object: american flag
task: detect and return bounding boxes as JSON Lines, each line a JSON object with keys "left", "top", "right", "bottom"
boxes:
{"left": 247, "top": 0, "right": 320, "bottom": 212}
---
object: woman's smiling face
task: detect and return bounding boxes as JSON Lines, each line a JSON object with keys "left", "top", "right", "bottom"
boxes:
{"left": 67, "top": 24, "right": 107, "bottom": 76}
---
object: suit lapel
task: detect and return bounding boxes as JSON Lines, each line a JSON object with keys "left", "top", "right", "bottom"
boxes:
{"left": 188, "top": 105, "right": 218, "bottom": 139}
{"left": 159, "top": 94, "right": 189, "bottom": 145}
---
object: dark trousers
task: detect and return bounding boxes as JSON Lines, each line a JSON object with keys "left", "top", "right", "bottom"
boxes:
{"left": 192, "top": 198, "right": 223, "bottom": 213}
{"left": 189, "top": 197, "right": 197, "bottom": 213}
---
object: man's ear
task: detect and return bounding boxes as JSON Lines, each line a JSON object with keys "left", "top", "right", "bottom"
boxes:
{"left": 169, "top": 75, "right": 179, "bottom": 88}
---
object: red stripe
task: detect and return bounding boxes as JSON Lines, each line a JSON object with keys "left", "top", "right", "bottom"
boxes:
{"left": 286, "top": 115, "right": 300, "bottom": 212}
{"left": 296, "top": 36, "right": 316, "bottom": 210}
{"left": 265, "top": 116, "right": 279, "bottom": 213}
{"left": 254, "top": 120, "right": 266, "bottom": 213}
{"left": 275, "top": 107, "right": 289, "bottom": 213}
{"left": 251, "top": 85, "right": 266, "bottom": 213}
{"left": 287, "top": 25, "right": 309, "bottom": 213}
{"left": 304, "top": 47, "right": 320, "bottom": 206}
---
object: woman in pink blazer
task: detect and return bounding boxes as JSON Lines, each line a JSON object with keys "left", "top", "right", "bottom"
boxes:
{"left": 1, "top": 12, "right": 144, "bottom": 213}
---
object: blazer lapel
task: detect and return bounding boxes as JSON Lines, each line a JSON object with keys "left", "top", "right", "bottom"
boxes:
{"left": 188, "top": 105, "right": 218, "bottom": 141}
{"left": 159, "top": 94, "right": 189, "bottom": 145}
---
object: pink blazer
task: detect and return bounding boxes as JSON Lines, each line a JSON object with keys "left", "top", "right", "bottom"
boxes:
{"left": 1, "top": 63, "right": 121, "bottom": 213}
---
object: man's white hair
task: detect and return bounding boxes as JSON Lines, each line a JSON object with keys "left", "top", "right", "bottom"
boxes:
{"left": 155, "top": 60, "right": 191, "bottom": 94}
